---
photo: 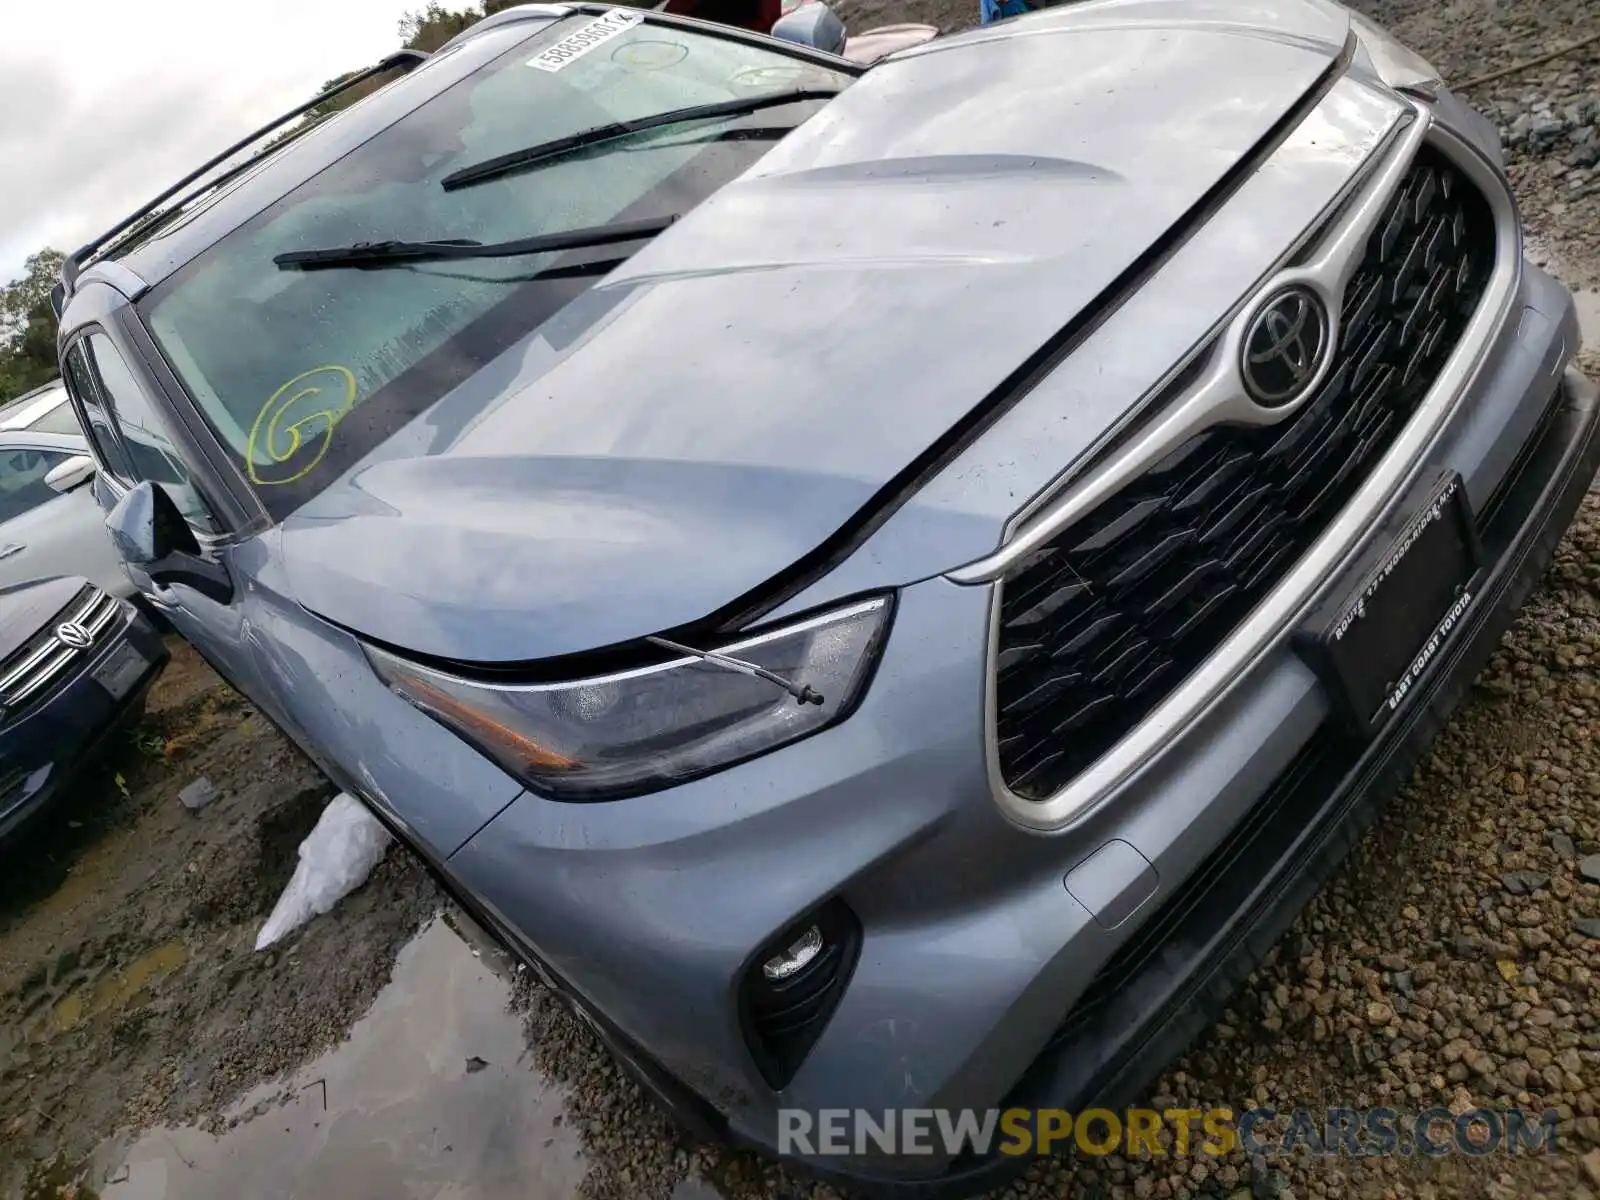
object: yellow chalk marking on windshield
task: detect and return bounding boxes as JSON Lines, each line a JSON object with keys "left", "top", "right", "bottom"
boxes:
{"left": 247, "top": 365, "right": 358, "bottom": 486}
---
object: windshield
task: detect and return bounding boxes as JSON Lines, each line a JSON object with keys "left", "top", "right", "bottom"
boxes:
{"left": 26, "top": 397, "right": 84, "bottom": 437}
{"left": 140, "top": 11, "right": 850, "bottom": 520}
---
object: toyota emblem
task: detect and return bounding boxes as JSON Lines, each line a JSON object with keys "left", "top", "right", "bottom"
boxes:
{"left": 1241, "top": 285, "right": 1332, "bottom": 408}
{"left": 55, "top": 621, "right": 93, "bottom": 650}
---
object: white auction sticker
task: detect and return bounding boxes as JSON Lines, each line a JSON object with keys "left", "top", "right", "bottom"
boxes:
{"left": 528, "top": 10, "right": 644, "bottom": 72}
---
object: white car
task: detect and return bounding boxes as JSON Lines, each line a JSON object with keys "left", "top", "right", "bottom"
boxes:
{"left": 0, "top": 383, "right": 135, "bottom": 599}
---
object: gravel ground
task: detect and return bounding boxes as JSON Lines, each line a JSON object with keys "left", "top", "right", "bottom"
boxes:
{"left": 4, "top": 3, "right": 1599, "bottom": 1199}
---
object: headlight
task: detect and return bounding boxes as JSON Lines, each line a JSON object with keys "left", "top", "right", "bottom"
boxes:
{"left": 1349, "top": 12, "right": 1442, "bottom": 99}
{"left": 365, "top": 596, "right": 893, "bottom": 801}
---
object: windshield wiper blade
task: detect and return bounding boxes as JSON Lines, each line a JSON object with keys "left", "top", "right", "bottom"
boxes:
{"left": 440, "top": 89, "right": 840, "bottom": 192}
{"left": 274, "top": 215, "right": 676, "bottom": 270}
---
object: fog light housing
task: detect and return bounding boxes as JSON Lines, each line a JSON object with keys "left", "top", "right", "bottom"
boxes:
{"left": 740, "top": 899, "right": 860, "bottom": 1090}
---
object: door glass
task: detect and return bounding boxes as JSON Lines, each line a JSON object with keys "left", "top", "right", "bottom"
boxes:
{"left": 0, "top": 447, "right": 71, "bottom": 524}
{"left": 82, "top": 334, "right": 219, "bottom": 534}
{"left": 63, "top": 341, "right": 137, "bottom": 481}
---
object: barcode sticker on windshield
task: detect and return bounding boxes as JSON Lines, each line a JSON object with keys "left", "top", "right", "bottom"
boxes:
{"left": 528, "top": 10, "right": 644, "bottom": 71}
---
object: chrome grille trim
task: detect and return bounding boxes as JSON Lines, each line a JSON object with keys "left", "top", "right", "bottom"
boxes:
{"left": 7, "top": 647, "right": 79, "bottom": 706}
{"left": 986, "top": 142, "right": 1495, "bottom": 798}
{"left": 0, "top": 586, "right": 123, "bottom": 711}
{"left": 960, "top": 111, "right": 1522, "bottom": 833}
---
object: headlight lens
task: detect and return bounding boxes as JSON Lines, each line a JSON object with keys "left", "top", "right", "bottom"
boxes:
{"left": 1350, "top": 12, "right": 1442, "bottom": 98}
{"left": 365, "top": 596, "right": 893, "bottom": 801}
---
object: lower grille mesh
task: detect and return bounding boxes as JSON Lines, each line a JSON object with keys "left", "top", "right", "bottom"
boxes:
{"left": 994, "top": 146, "right": 1496, "bottom": 799}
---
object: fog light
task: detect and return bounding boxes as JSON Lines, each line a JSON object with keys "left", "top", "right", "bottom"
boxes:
{"left": 762, "top": 924, "right": 823, "bottom": 981}
{"left": 741, "top": 900, "right": 861, "bottom": 1089}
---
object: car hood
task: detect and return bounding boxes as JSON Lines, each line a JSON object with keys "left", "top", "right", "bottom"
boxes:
{"left": 0, "top": 576, "right": 85, "bottom": 664}
{"left": 282, "top": 0, "right": 1350, "bottom": 664}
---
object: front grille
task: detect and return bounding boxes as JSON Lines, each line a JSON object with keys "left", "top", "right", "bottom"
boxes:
{"left": 994, "top": 146, "right": 1496, "bottom": 799}
{"left": 0, "top": 585, "right": 121, "bottom": 717}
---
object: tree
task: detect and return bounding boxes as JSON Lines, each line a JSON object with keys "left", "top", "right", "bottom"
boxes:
{"left": 397, "top": 2, "right": 485, "bottom": 51}
{"left": 278, "top": 2, "right": 488, "bottom": 132}
{"left": 0, "top": 249, "right": 66, "bottom": 402}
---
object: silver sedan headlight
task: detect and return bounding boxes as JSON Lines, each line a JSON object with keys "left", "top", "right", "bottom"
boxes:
{"left": 365, "top": 596, "right": 892, "bottom": 801}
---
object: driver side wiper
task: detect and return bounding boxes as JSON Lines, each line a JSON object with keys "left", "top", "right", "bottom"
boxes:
{"left": 274, "top": 214, "right": 676, "bottom": 271}
{"left": 439, "top": 89, "right": 840, "bottom": 192}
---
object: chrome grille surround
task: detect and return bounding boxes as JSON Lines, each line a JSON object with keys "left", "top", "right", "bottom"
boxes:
{"left": 0, "top": 586, "right": 122, "bottom": 715}
{"left": 989, "top": 143, "right": 1495, "bottom": 800}
{"left": 950, "top": 106, "right": 1524, "bottom": 833}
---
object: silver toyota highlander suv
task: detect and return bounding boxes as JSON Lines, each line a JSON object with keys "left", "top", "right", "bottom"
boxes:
{"left": 46, "top": 0, "right": 1599, "bottom": 1192}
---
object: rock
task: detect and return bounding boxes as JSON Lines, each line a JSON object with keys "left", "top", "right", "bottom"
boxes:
{"left": 1502, "top": 869, "right": 1551, "bottom": 895}
{"left": 1553, "top": 832, "right": 1578, "bottom": 860}
{"left": 1584, "top": 1149, "right": 1600, "bottom": 1189}
{"left": 1250, "top": 1157, "right": 1288, "bottom": 1200}
{"left": 1579, "top": 855, "right": 1600, "bottom": 885}
{"left": 178, "top": 777, "right": 219, "bottom": 812}
{"left": 1575, "top": 917, "right": 1600, "bottom": 940}
{"left": 1530, "top": 112, "right": 1566, "bottom": 150}
{"left": 1366, "top": 1001, "right": 1395, "bottom": 1026}
{"left": 1565, "top": 144, "right": 1600, "bottom": 169}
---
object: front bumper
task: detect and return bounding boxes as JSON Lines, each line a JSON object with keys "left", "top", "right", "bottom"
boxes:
{"left": 443, "top": 245, "right": 1596, "bottom": 1193}
{"left": 919, "top": 359, "right": 1599, "bottom": 1198}
{"left": 0, "top": 602, "right": 170, "bottom": 844}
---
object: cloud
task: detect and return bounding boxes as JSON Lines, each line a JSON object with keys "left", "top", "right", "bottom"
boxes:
{"left": 2, "top": 0, "right": 406, "bottom": 281}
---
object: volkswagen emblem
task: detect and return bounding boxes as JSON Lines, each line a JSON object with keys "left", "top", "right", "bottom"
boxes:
{"left": 1241, "top": 285, "right": 1331, "bottom": 408}
{"left": 55, "top": 622, "right": 93, "bottom": 650}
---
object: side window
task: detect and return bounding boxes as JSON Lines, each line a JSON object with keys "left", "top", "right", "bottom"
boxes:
{"left": 0, "top": 447, "right": 72, "bottom": 524}
{"left": 62, "top": 341, "right": 136, "bottom": 480}
{"left": 81, "top": 334, "right": 219, "bottom": 535}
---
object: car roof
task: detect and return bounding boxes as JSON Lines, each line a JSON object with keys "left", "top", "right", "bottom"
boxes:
{"left": 0, "top": 385, "right": 70, "bottom": 432}
{"left": 75, "top": 5, "right": 576, "bottom": 299}
{"left": 0, "top": 429, "right": 88, "bottom": 454}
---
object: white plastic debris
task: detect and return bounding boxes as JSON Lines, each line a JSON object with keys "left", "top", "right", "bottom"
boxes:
{"left": 255, "top": 793, "right": 393, "bottom": 951}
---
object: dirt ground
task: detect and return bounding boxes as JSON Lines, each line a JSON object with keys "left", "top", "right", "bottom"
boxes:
{"left": 0, "top": 641, "right": 443, "bottom": 1198}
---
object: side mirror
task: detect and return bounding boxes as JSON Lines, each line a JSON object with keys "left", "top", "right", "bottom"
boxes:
{"left": 770, "top": 2, "right": 848, "bottom": 55}
{"left": 44, "top": 454, "right": 96, "bottom": 494}
{"left": 105, "top": 481, "right": 233, "bottom": 605}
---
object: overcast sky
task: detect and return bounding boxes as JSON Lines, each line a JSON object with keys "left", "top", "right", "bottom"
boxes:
{"left": 1, "top": 0, "right": 412, "bottom": 282}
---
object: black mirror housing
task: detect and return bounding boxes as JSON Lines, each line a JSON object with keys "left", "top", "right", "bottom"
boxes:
{"left": 105, "top": 481, "right": 232, "bottom": 605}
